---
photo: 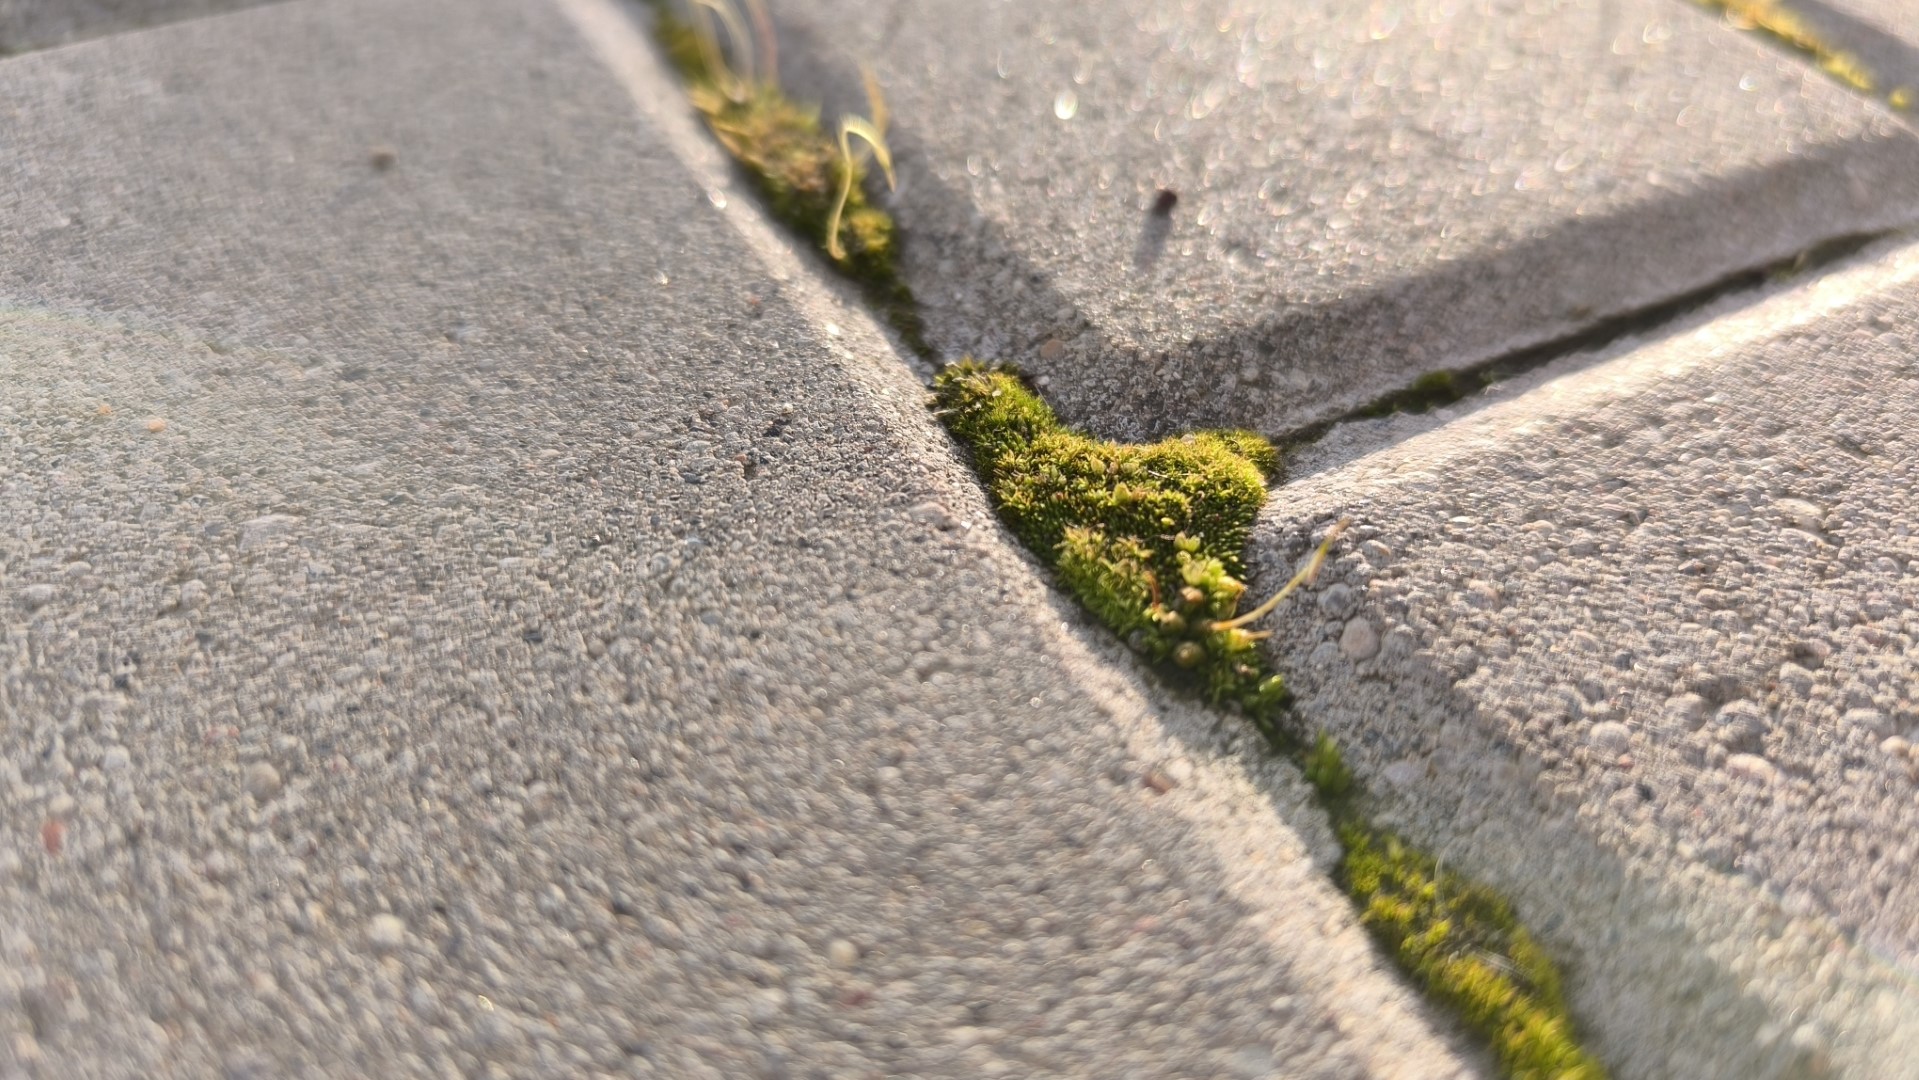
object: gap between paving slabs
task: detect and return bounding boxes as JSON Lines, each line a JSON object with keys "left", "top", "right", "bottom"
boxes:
{"left": 643, "top": 2, "right": 1606, "bottom": 1075}
{"left": 1696, "top": 0, "right": 1916, "bottom": 112}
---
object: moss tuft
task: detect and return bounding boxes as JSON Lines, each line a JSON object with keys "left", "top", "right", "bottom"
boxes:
{"left": 1356, "top": 368, "right": 1472, "bottom": 419}
{"left": 651, "top": 7, "right": 930, "bottom": 353}
{"left": 656, "top": 12, "right": 896, "bottom": 282}
{"left": 1303, "top": 732, "right": 1353, "bottom": 802}
{"left": 1694, "top": 0, "right": 1876, "bottom": 96}
{"left": 932, "top": 360, "right": 1289, "bottom": 717}
{"left": 1338, "top": 822, "right": 1606, "bottom": 1079}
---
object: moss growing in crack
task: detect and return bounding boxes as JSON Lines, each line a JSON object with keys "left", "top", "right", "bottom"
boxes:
{"left": 1353, "top": 368, "right": 1475, "bottom": 420}
{"left": 1300, "top": 735, "right": 1607, "bottom": 1079}
{"left": 1695, "top": 0, "right": 1876, "bottom": 96}
{"left": 651, "top": 4, "right": 931, "bottom": 353}
{"left": 1303, "top": 732, "right": 1354, "bottom": 801}
{"left": 932, "top": 360, "right": 1290, "bottom": 717}
{"left": 930, "top": 366, "right": 1604, "bottom": 1077}
{"left": 1341, "top": 824, "right": 1606, "bottom": 1079}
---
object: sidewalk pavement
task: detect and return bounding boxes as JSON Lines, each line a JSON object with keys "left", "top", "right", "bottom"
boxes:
{"left": 0, "top": 0, "right": 1480, "bottom": 1076}
{"left": 6, "top": 0, "right": 1919, "bottom": 1077}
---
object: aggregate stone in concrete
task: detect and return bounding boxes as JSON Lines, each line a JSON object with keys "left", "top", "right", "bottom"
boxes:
{"left": 0, "top": 0, "right": 266, "bottom": 53}
{"left": 1250, "top": 238, "right": 1919, "bottom": 1079}
{"left": 0, "top": 0, "right": 1478, "bottom": 1075}
{"left": 764, "top": 0, "right": 1919, "bottom": 440}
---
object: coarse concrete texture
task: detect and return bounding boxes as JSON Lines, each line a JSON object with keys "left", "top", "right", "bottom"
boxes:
{"left": 0, "top": 0, "right": 270, "bottom": 53}
{"left": 0, "top": 0, "right": 1482, "bottom": 1076}
{"left": 1248, "top": 236, "right": 1919, "bottom": 1079}
{"left": 759, "top": 0, "right": 1919, "bottom": 441}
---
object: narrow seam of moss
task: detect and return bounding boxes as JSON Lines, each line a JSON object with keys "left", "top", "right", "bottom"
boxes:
{"left": 932, "top": 360, "right": 1289, "bottom": 720}
{"left": 932, "top": 360, "right": 1607, "bottom": 1077}
{"left": 1305, "top": 737, "right": 1607, "bottom": 1079}
{"left": 1693, "top": 0, "right": 1883, "bottom": 101}
{"left": 644, "top": 6, "right": 1607, "bottom": 1069}
{"left": 646, "top": 3, "right": 933, "bottom": 355}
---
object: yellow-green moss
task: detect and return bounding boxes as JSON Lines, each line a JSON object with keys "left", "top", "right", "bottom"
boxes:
{"left": 1302, "top": 737, "right": 1607, "bottom": 1079}
{"left": 651, "top": 8, "right": 1604, "bottom": 1067}
{"left": 932, "top": 360, "right": 1290, "bottom": 719}
{"left": 1303, "top": 731, "right": 1354, "bottom": 800}
{"left": 932, "top": 369, "right": 1605, "bottom": 1078}
{"left": 1695, "top": 0, "right": 1876, "bottom": 96}
{"left": 650, "top": 7, "right": 929, "bottom": 353}
{"left": 655, "top": 12, "right": 897, "bottom": 283}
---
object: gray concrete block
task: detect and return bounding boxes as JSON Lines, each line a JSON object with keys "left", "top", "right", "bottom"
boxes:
{"left": 0, "top": 0, "right": 1475, "bottom": 1074}
{"left": 765, "top": 0, "right": 1919, "bottom": 440}
{"left": 1250, "top": 238, "right": 1919, "bottom": 1078}
{"left": 0, "top": 0, "right": 269, "bottom": 53}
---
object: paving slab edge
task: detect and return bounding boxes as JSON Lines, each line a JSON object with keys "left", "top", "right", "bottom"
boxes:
{"left": 602, "top": 0, "right": 1659, "bottom": 1073}
{"left": 1251, "top": 236, "right": 1919, "bottom": 1079}
{"left": 553, "top": 0, "right": 1496, "bottom": 1075}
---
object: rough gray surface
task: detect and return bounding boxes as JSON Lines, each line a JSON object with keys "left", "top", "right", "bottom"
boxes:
{"left": 0, "top": 0, "right": 269, "bottom": 53}
{"left": 0, "top": 0, "right": 1479, "bottom": 1076}
{"left": 1251, "top": 238, "right": 1919, "bottom": 1079}
{"left": 763, "top": 0, "right": 1919, "bottom": 441}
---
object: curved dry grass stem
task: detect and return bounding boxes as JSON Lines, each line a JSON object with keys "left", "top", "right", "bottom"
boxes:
{"left": 689, "top": 0, "right": 756, "bottom": 101}
{"left": 860, "top": 63, "right": 888, "bottom": 137}
{"left": 1212, "top": 517, "right": 1352, "bottom": 631}
{"left": 740, "top": 0, "right": 778, "bottom": 87}
{"left": 823, "top": 69, "right": 895, "bottom": 261}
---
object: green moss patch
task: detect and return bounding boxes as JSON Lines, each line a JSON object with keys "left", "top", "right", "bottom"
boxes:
{"left": 932, "top": 360, "right": 1292, "bottom": 721}
{"left": 651, "top": 9, "right": 930, "bottom": 354}
{"left": 1694, "top": 0, "right": 1887, "bottom": 102}
{"left": 1306, "top": 740, "right": 1607, "bottom": 1080}
{"left": 651, "top": 8, "right": 1606, "bottom": 1065}
{"left": 933, "top": 364, "right": 1605, "bottom": 1076}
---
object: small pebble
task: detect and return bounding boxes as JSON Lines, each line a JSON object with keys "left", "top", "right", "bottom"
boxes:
{"left": 1714, "top": 701, "right": 1770, "bottom": 752}
{"left": 1843, "top": 708, "right": 1892, "bottom": 737}
{"left": 101, "top": 747, "right": 131, "bottom": 771}
{"left": 1724, "top": 754, "right": 1779, "bottom": 784}
{"left": 1775, "top": 662, "right": 1816, "bottom": 695}
{"left": 1588, "top": 722, "right": 1632, "bottom": 755}
{"left": 905, "top": 502, "right": 959, "bottom": 531}
{"left": 1339, "top": 618, "right": 1379, "bottom": 661}
{"left": 1775, "top": 498, "right": 1825, "bottom": 532}
{"left": 1881, "top": 736, "right": 1910, "bottom": 759}
{"left": 1464, "top": 580, "right": 1501, "bottom": 609}
{"left": 367, "top": 914, "right": 407, "bottom": 953}
{"left": 828, "top": 939, "right": 859, "bottom": 968}
{"left": 1317, "top": 583, "right": 1357, "bottom": 620}
{"left": 1666, "top": 693, "right": 1710, "bottom": 730}
{"left": 1380, "top": 760, "right": 1423, "bottom": 788}
{"left": 244, "top": 762, "right": 283, "bottom": 801}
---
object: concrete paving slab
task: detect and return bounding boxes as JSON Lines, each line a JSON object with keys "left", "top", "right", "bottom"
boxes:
{"left": 762, "top": 0, "right": 1919, "bottom": 441}
{"left": 0, "top": 0, "right": 1479, "bottom": 1075}
{"left": 1250, "top": 238, "right": 1919, "bottom": 1078}
{"left": 0, "top": 0, "right": 269, "bottom": 54}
